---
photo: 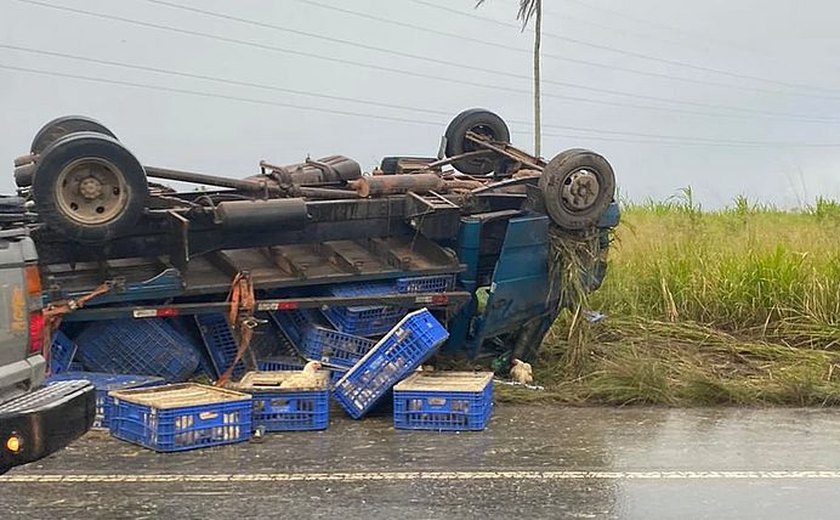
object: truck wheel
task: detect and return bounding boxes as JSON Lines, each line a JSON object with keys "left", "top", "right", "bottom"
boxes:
{"left": 30, "top": 116, "right": 116, "bottom": 155}
{"left": 31, "top": 132, "right": 148, "bottom": 243}
{"left": 444, "top": 109, "right": 510, "bottom": 175}
{"left": 539, "top": 148, "right": 616, "bottom": 230}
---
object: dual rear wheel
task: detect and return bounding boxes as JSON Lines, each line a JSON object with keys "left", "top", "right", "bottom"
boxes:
{"left": 444, "top": 108, "right": 616, "bottom": 230}
{"left": 26, "top": 111, "right": 617, "bottom": 241}
{"left": 27, "top": 117, "right": 148, "bottom": 243}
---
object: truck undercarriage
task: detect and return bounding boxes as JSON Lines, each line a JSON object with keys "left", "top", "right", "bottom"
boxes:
{"left": 12, "top": 109, "right": 619, "bottom": 375}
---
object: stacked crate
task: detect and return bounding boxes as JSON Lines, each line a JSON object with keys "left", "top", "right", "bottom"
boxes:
{"left": 332, "top": 308, "right": 449, "bottom": 419}
{"left": 393, "top": 372, "right": 494, "bottom": 431}
{"left": 109, "top": 383, "right": 252, "bottom": 452}
{"left": 228, "top": 371, "right": 329, "bottom": 432}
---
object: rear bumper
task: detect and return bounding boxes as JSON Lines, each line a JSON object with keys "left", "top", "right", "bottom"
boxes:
{"left": 0, "top": 380, "right": 96, "bottom": 473}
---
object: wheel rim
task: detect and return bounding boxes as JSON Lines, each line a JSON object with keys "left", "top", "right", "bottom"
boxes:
{"left": 561, "top": 168, "right": 601, "bottom": 212}
{"left": 55, "top": 157, "right": 129, "bottom": 225}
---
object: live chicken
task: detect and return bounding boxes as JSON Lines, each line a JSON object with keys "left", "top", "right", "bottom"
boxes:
{"left": 279, "top": 360, "right": 324, "bottom": 389}
{"left": 510, "top": 358, "right": 533, "bottom": 385}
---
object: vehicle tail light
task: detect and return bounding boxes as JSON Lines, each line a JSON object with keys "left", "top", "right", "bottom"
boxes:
{"left": 23, "top": 264, "right": 46, "bottom": 356}
{"left": 28, "top": 311, "right": 45, "bottom": 355}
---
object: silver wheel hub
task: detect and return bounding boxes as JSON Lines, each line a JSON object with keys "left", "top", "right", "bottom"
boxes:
{"left": 79, "top": 177, "right": 103, "bottom": 200}
{"left": 562, "top": 169, "right": 600, "bottom": 211}
{"left": 55, "top": 158, "right": 129, "bottom": 225}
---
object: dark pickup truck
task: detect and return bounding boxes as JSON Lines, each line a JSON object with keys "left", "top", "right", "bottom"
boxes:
{"left": 0, "top": 201, "right": 94, "bottom": 474}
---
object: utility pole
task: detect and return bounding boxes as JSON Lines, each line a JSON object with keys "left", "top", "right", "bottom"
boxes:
{"left": 533, "top": 0, "right": 542, "bottom": 157}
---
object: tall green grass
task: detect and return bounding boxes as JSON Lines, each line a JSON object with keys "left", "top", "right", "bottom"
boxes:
{"left": 594, "top": 193, "right": 840, "bottom": 333}
{"left": 507, "top": 193, "right": 840, "bottom": 406}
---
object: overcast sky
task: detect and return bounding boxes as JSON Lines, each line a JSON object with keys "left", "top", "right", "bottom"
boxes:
{"left": 2, "top": 0, "right": 839, "bottom": 208}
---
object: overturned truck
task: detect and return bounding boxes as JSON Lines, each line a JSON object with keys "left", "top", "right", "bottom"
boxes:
{"left": 13, "top": 109, "right": 619, "bottom": 380}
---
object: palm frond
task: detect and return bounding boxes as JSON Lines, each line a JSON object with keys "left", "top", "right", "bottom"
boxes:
{"left": 517, "top": 0, "right": 539, "bottom": 25}
{"left": 475, "top": 0, "right": 539, "bottom": 28}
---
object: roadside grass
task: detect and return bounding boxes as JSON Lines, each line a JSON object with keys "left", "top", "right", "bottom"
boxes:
{"left": 505, "top": 194, "right": 840, "bottom": 406}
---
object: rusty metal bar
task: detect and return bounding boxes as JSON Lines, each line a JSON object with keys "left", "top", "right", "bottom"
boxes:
{"left": 471, "top": 175, "right": 541, "bottom": 195}
{"left": 350, "top": 173, "right": 446, "bottom": 197}
{"left": 145, "top": 166, "right": 278, "bottom": 194}
{"left": 465, "top": 131, "right": 546, "bottom": 170}
{"left": 297, "top": 187, "right": 362, "bottom": 200}
{"left": 420, "top": 150, "right": 493, "bottom": 170}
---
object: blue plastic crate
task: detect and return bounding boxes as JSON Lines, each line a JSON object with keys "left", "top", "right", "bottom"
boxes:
{"left": 396, "top": 274, "right": 457, "bottom": 294}
{"left": 268, "top": 308, "right": 312, "bottom": 347}
{"left": 229, "top": 372, "right": 328, "bottom": 432}
{"left": 323, "top": 282, "right": 405, "bottom": 337}
{"left": 75, "top": 319, "right": 200, "bottom": 382}
{"left": 393, "top": 372, "right": 493, "bottom": 431}
{"left": 195, "top": 314, "right": 247, "bottom": 380}
{"left": 109, "top": 383, "right": 252, "bottom": 452}
{"left": 257, "top": 356, "right": 305, "bottom": 371}
{"left": 303, "top": 327, "right": 376, "bottom": 368}
{"left": 251, "top": 390, "right": 328, "bottom": 431}
{"left": 332, "top": 308, "right": 449, "bottom": 419}
{"left": 167, "top": 316, "right": 216, "bottom": 379}
{"left": 321, "top": 306, "right": 405, "bottom": 337}
{"left": 48, "top": 372, "right": 165, "bottom": 429}
{"left": 49, "top": 330, "right": 77, "bottom": 375}
{"left": 250, "top": 315, "right": 297, "bottom": 359}
{"left": 272, "top": 309, "right": 377, "bottom": 368}
{"left": 328, "top": 282, "right": 397, "bottom": 297}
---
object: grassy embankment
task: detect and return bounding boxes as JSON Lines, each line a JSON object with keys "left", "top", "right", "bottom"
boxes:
{"left": 499, "top": 192, "right": 840, "bottom": 405}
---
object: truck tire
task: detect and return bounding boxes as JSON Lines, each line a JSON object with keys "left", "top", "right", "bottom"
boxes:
{"left": 444, "top": 109, "right": 510, "bottom": 175}
{"left": 30, "top": 116, "right": 117, "bottom": 155}
{"left": 31, "top": 132, "right": 148, "bottom": 243}
{"left": 539, "top": 148, "right": 616, "bottom": 230}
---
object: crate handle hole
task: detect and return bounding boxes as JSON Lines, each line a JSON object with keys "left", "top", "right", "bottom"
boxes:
{"left": 199, "top": 412, "right": 219, "bottom": 420}
{"left": 428, "top": 397, "right": 447, "bottom": 407}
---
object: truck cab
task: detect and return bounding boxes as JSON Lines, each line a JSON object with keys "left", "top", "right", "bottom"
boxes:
{"left": 0, "top": 197, "right": 95, "bottom": 474}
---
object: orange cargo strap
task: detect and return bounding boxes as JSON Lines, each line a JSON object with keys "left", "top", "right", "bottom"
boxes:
{"left": 42, "top": 281, "right": 115, "bottom": 344}
{"left": 216, "top": 272, "right": 255, "bottom": 387}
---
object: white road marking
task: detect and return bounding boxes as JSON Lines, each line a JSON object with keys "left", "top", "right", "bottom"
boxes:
{"left": 2, "top": 471, "right": 840, "bottom": 483}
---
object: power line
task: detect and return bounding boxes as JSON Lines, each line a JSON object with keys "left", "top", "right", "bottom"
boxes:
{"left": 9, "top": 43, "right": 840, "bottom": 144}
{"left": 138, "top": 0, "right": 840, "bottom": 119}
{"left": 13, "top": 0, "right": 840, "bottom": 124}
{"left": 555, "top": 0, "right": 767, "bottom": 57}
{"left": 291, "top": 0, "right": 840, "bottom": 101}
{"left": 3, "top": 63, "right": 840, "bottom": 149}
{"left": 408, "top": 0, "right": 840, "bottom": 96}
{"left": 538, "top": 131, "right": 790, "bottom": 148}
{"left": 0, "top": 63, "right": 445, "bottom": 128}
{"left": 0, "top": 44, "right": 454, "bottom": 118}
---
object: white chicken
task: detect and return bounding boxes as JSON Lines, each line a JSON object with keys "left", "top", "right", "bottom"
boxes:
{"left": 510, "top": 358, "right": 533, "bottom": 385}
{"left": 279, "top": 360, "right": 324, "bottom": 389}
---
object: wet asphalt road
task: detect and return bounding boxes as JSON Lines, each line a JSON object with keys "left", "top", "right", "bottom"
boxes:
{"left": 4, "top": 404, "right": 840, "bottom": 519}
